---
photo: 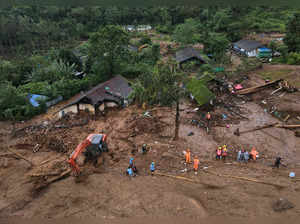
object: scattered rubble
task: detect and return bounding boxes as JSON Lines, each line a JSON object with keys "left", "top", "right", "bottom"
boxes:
{"left": 272, "top": 198, "right": 295, "bottom": 212}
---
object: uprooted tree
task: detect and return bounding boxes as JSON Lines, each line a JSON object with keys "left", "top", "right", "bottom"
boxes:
{"left": 129, "top": 59, "right": 186, "bottom": 140}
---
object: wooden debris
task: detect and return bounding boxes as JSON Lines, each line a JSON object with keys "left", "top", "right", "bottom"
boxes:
{"left": 234, "top": 123, "right": 278, "bottom": 136}
{"left": 270, "top": 87, "right": 283, "bottom": 95}
{"left": 283, "top": 114, "right": 290, "bottom": 122}
{"left": 33, "top": 169, "right": 71, "bottom": 191}
{"left": 7, "top": 148, "right": 34, "bottom": 167}
{"left": 236, "top": 79, "right": 282, "bottom": 95}
{"left": 30, "top": 172, "right": 63, "bottom": 177}
{"left": 0, "top": 153, "right": 14, "bottom": 157}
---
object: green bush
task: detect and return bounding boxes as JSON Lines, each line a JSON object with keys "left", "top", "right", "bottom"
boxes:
{"left": 0, "top": 82, "right": 45, "bottom": 120}
{"left": 139, "top": 36, "right": 152, "bottom": 46}
{"left": 287, "top": 52, "right": 300, "bottom": 65}
{"left": 18, "top": 81, "right": 53, "bottom": 97}
{"left": 28, "top": 59, "right": 76, "bottom": 83}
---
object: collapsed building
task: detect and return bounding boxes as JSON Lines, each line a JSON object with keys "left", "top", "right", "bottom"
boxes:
{"left": 56, "top": 75, "right": 132, "bottom": 118}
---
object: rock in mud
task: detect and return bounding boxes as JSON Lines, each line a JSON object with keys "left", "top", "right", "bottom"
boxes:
{"left": 272, "top": 198, "right": 294, "bottom": 212}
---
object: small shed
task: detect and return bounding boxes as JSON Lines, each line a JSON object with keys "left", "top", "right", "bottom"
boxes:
{"left": 233, "top": 40, "right": 264, "bottom": 57}
{"left": 57, "top": 75, "right": 132, "bottom": 118}
{"left": 175, "top": 47, "right": 208, "bottom": 68}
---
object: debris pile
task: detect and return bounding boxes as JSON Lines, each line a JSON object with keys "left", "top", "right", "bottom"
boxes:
{"left": 29, "top": 159, "right": 70, "bottom": 192}
{"left": 128, "top": 114, "right": 166, "bottom": 135}
{"left": 272, "top": 198, "right": 294, "bottom": 212}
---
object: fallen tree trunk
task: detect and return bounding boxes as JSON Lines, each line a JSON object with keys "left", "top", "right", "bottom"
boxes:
{"left": 275, "top": 124, "right": 300, "bottom": 129}
{"left": 234, "top": 123, "right": 278, "bottom": 136}
{"left": 236, "top": 79, "right": 282, "bottom": 95}
{"left": 7, "top": 148, "right": 34, "bottom": 167}
{"left": 204, "top": 170, "right": 286, "bottom": 189}
{"left": 155, "top": 172, "right": 222, "bottom": 189}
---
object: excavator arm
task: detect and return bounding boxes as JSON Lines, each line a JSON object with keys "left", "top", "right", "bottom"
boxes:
{"left": 68, "top": 139, "right": 91, "bottom": 175}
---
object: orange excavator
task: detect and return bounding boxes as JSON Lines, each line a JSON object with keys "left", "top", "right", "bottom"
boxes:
{"left": 68, "top": 134, "right": 108, "bottom": 176}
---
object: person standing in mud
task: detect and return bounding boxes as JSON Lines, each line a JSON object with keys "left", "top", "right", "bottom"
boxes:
{"left": 193, "top": 156, "right": 199, "bottom": 174}
{"left": 185, "top": 149, "right": 191, "bottom": 164}
{"left": 129, "top": 157, "right": 134, "bottom": 168}
{"left": 222, "top": 145, "right": 227, "bottom": 161}
{"left": 216, "top": 147, "right": 222, "bottom": 160}
{"left": 274, "top": 157, "right": 282, "bottom": 168}
{"left": 206, "top": 112, "right": 211, "bottom": 130}
{"left": 150, "top": 161, "right": 155, "bottom": 175}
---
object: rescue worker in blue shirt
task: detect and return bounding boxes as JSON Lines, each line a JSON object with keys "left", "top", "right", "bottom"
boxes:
{"left": 129, "top": 157, "right": 134, "bottom": 167}
{"left": 150, "top": 161, "right": 155, "bottom": 175}
{"left": 127, "top": 167, "right": 134, "bottom": 177}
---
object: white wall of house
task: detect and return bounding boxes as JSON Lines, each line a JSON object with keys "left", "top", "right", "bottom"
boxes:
{"left": 105, "top": 102, "right": 118, "bottom": 108}
{"left": 79, "top": 103, "right": 95, "bottom": 113}
{"left": 58, "top": 105, "right": 78, "bottom": 118}
{"left": 246, "top": 49, "right": 258, "bottom": 57}
{"left": 98, "top": 103, "right": 105, "bottom": 112}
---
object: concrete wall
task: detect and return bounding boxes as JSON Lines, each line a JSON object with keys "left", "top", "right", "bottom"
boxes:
{"left": 58, "top": 105, "right": 78, "bottom": 118}
{"left": 79, "top": 103, "right": 95, "bottom": 114}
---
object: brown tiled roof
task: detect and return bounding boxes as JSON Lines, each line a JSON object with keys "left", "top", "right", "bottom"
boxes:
{"left": 61, "top": 75, "right": 132, "bottom": 109}
{"left": 175, "top": 47, "right": 208, "bottom": 64}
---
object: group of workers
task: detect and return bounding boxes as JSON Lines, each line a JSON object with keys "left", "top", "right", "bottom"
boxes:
{"left": 214, "top": 145, "right": 259, "bottom": 162}
{"left": 184, "top": 149, "right": 200, "bottom": 174}
{"left": 237, "top": 147, "right": 259, "bottom": 162}
{"left": 126, "top": 140, "right": 283, "bottom": 179}
{"left": 216, "top": 145, "right": 228, "bottom": 160}
{"left": 126, "top": 144, "right": 155, "bottom": 177}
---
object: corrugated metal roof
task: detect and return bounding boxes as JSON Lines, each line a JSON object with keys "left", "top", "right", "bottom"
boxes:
{"left": 60, "top": 75, "right": 132, "bottom": 110}
{"left": 175, "top": 47, "right": 208, "bottom": 64}
{"left": 233, "top": 40, "right": 264, "bottom": 51}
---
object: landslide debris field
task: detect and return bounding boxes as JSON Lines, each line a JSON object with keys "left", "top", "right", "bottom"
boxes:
{"left": 1, "top": 72, "right": 300, "bottom": 219}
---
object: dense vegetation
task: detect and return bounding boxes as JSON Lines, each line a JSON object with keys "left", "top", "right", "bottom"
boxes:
{"left": 1, "top": 5, "right": 300, "bottom": 120}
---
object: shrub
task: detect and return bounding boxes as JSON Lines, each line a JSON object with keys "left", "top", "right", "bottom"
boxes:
{"left": 286, "top": 52, "right": 300, "bottom": 65}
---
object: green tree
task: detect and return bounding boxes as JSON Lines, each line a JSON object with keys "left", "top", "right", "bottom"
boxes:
{"left": 130, "top": 59, "right": 185, "bottom": 139}
{"left": 202, "top": 33, "right": 230, "bottom": 64}
{"left": 88, "top": 25, "right": 129, "bottom": 77}
{"left": 173, "top": 18, "right": 200, "bottom": 45}
{"left": 284, "top": 13, "right": 300, "bottom": 52}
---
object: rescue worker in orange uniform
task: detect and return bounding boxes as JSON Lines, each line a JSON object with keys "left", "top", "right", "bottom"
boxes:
{"left": 216, "top": 147, "right": 222, "bottom": 160}
{"left": 250, "top": 147, "right": 258, "bottom": 161}
{"left": 193, "top": 156, "right": 200, "bottom": 174}
{"left": 185, "top": 149, "right": 191, "bottom": 164}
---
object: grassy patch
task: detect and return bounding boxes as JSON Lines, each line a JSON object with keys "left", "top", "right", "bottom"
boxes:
{"left": 258, "top": 69, "right": 300, "bottom": 88}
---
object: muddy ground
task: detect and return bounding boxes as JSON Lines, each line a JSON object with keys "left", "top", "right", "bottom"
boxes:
{"left": 1, "top": 72, "right": 300, "bottom": 219}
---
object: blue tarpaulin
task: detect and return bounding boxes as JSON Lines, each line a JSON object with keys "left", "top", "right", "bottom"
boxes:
{"left": 28, "top": 94, "right": 47, "bottom": 107}
{"left": 258, "top": 47, "right": 271, "bottom": 52}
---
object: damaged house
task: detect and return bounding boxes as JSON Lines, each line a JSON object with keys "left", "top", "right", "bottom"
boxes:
{"left": 57, "top": 75, "right": 132, "bottom": 118}
{"left": 175, "top": 47, "right": 208, "bottom": 68}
